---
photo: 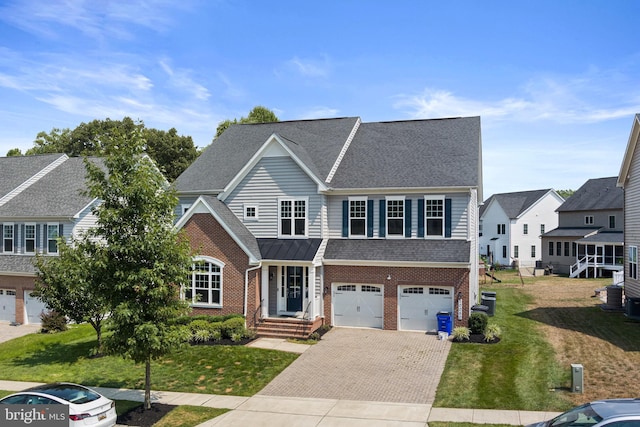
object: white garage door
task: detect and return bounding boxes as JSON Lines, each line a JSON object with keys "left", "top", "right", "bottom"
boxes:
{"left": 0, "top": 289, "right": 16, "bottom": 323}
{"left": 24, "top": 291, "right": 47, "bottom": 325}
{"left": 399, "top": 286, "right": 453, "bottom": 332}
{"left": 333, "top": 283, "right": 383, "bottom": 329}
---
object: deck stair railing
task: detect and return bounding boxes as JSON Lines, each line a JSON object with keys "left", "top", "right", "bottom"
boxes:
{"left": 570, "top": 255, "right": 594, "bottom": 278}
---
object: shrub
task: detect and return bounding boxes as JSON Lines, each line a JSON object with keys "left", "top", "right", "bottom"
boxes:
{"left": 40, "top": 311, "right": 67, "bottom": 333}
{"left": 308, "top": 332, "right": 321, "bottom": 341}
{"left": 452, "top": 326, "right": 470, "bottom": 342}
{"left": 484, "top": 323, "right": 502, "bottom": 342}
{"left": 468, "top": 312, "right": 488, "bottom": 334}
{"left": 221, "top": 317, "right": 246, "bottom": 339}
{"left": 192, "top": 328, "right": 211, "bottom": 343}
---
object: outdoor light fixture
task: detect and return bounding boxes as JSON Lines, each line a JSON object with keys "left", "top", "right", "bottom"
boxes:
{"left": 387, "top": 274, "right": 391, "bottom": 280}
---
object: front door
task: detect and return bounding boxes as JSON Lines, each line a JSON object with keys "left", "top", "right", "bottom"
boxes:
{"left": 286, "top": 266, "right": 303, "bottom": 312}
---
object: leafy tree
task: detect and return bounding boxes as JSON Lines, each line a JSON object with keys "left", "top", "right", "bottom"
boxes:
{"left": 26, "top": 118, "right": 198, "bottom": 181}
{"left": 84, "top": 126, "right": 192, "bottom": 410}
{"left": 34, "top": 238, "right": 110, "bottom": 354}
{"left": 5, "top": 148, "right": 22, "bottom": 156}
{"left": 215, "top": 105, "right": 279, "bottom": 138}
{"left": 557, "top": 189, "right": 574, "bottom": 200}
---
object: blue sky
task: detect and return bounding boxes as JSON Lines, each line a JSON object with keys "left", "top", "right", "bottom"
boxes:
{"left": 1, "top": 0, "right": 639, "bottom": 198}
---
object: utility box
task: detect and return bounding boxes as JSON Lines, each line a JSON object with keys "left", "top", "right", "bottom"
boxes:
{"left": 571, "top": 363, "right": 584, "bottom": 393}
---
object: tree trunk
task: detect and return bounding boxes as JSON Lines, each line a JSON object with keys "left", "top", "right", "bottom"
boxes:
{"left": 145, "top": 358, "right": 151, "bottom": 410}
{"left": 89, "top": 318, "right": 102, "bottom": 355}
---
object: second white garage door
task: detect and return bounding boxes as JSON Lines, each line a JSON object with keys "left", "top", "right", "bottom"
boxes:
{"left": 24, "top": 291, "right": 47, "bottom": 325}
{"left": 399, "top": 286, "right": 453, "bottom": 332}
{"left": 333, "top": 283, "right": 383, "bottom": 329}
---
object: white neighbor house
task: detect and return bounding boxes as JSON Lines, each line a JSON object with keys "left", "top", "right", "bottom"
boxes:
{"left": 480, "top": 189, "right": 564, "bottom": 269}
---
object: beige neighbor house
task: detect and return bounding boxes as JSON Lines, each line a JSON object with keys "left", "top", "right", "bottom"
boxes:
{"left": 174, "top": 116, "right": 483, "bottom": 337}
{"left": 541, "top": 177, "right": 623, "bottom": 278}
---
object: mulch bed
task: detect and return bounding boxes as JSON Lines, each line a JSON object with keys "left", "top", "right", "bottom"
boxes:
{"left": 190, "top": 336, "right": 256, "bottom": 346}
{"left": 117, "top": 403, "right": 176, "bottom": 427}
{"left": 453, "top": 333, "right": 501, "bottom": 344}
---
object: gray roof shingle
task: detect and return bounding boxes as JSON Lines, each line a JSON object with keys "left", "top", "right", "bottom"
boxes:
{"left": 481, "top": 189, "right": 553, "bottom": 219}
{"left": 0, "top": 154, "right": 65, "bottom": 199}
{"left": 0, "top": 255, "right": 37, "bottom": 274}
{"left": 324, "top": 239, "right": 471, "bottom": 264}
{"left": 557, "top": 177, "right": 622, "bottom": 212}
{"left": 175, "top": 116, "right": 482, "bottom": 192}
{"left": 0, "top": 157, "right": 104, "bottom": 219}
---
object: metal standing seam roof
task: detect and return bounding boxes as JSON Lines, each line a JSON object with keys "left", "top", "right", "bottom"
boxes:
{"left": 324, "top": 239, "right": 471, "bottom": 264}
{"left": 557, "top": 177, "right": 622, "bottom": 212}
{"left": 480, "top": 189, "right": 553, "bottom": 219}
{"left": 257, "top": 238, "right": 323, "bottom": 261}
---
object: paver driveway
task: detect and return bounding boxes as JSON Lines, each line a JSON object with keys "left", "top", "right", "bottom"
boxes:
{"left": 258, "top": 327, "right": 451, "bottom": 404}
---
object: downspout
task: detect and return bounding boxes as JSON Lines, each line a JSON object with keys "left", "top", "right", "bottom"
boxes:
{"left": 244, "top": 264, "right": 262, "bottom": 325}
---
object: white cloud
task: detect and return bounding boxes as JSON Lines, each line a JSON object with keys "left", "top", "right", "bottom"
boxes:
{"left": 286, "top": 56, "right": 331, "bottom": 78}
{"left": 159, "top": 59, "right": 210, "bottom": 101}
{"left": 299, "top": 107, "right": 340, "bottom": 119}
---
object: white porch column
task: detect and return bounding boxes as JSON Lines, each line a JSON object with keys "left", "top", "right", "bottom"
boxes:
{"left": 261, "top": 267, "right": 269, "bottom": 318}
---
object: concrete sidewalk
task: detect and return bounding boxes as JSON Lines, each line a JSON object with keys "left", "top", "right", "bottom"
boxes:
{"left": 0, "top": 380, "right": 560, "bottom": 426}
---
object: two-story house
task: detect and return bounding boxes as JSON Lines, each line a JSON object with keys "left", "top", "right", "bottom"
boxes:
{"left": 618, "top": 114, "right": 640, "bottom": 303}
{"left": 0, "top": 154, "right": 102, "bottom": 325}
{"left": 479, "top": 189, "right": 564, "bottom": 270}
{"left": 541, "top": 177, "right": 623, "bottom": 277}
{"left": 174, "top": 116, "right": 483, "bottom": 337}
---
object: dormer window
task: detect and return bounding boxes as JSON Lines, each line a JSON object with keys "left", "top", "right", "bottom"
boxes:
{"left": 279, "top": 198, "right": 307, "bottom": 237}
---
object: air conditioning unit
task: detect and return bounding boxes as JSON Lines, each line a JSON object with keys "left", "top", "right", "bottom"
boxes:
{"left": 625, "top": 297, "right": 640, "bottom": 318}
{"left": 571, "top": 364, "right": 583, "bottom": 393}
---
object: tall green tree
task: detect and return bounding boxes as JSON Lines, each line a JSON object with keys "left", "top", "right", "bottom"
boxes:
{"left": 215, "top": 105, "right": 279, "bottom": 138}
{"left": 26, "top": 118, "right": 198, "bottom": 180}
{"left": 5, "top": 148, "right": 22, "bottom": 156}
{"left": 83, "top": 126, "right": 193, "bottom": 409}
{"left": 34, "top": 237, "right": 110, "bottom": 354}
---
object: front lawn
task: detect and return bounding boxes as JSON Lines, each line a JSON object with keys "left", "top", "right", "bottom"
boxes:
{"left": 0, "top": 324, "right": 298, "bottom": 396}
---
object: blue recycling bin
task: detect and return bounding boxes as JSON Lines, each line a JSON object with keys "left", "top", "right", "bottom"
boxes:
{"left": 437, "top": 311, "right": 452, "bottom": 334}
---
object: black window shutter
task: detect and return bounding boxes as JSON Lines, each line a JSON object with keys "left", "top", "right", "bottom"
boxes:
{"left": 35, "top": 224, "right": 40, "bottom": 251}
{"left": 342, "top": 200, "right": 348, "bottom": 237}
{"left": 417, "top": 199, "right": 425, "bottom": 237}
{"left": 379, "top": 200, "right": 386, "bottom": 237}
{"left": 405, "top": 199, "right": 412, "bottom": 237}
{"left": 445, "top": 198, "right": 452, "bottom": 238}
{"left": 59, "top": 224, "right": 64, "bottom": 239}
{"left": 367, "top": 200, "right": 374, "bottom": 237}
{"left": 21, "top": 224, "right": 25, "bottom": 254}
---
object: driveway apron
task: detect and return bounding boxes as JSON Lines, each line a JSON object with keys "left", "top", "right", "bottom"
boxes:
{"left": 258, "top": 327, "right": 451, "bottom": 404}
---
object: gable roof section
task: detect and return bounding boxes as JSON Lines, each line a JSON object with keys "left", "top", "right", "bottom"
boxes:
{"left": 328, "top": 117, "right": 482, "bottom": 190}
{"left": 558, "top": 177, "right": 622, "bottom": 212}
{"left": 0, "top": 153, "right": 67, "bottom": 200}
{"left": 0, "top": 157, "right": 104, "bottom": 219}
{"left": 618, "top": 114, "right": 640, "bottom": 188}
{"left": 481, "top": 189, "right": 553, "bottom": 219}
{"left": 175, "top": 195, "right": 261, "bottom": 264}
{"left": 174, "top": 117, "right": 360, "bottom": 194}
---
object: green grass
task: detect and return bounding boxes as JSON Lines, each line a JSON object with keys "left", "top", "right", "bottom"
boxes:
{"left": 430, "top": 423, "right": 519, "bottom": 427}
{"left": 435, "top": 286, "right": 573, "bottom": 412}
{"left": 153, "top": 406, "right": 229, "bottom": 427}
{"left": 0, "top": 324, "right": 298, "bottom": 396}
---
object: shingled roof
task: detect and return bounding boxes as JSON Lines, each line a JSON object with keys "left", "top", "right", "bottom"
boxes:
{"left": 480, "top": 189, "right": 554, "bottom": 219}
{"left": 175, "top": 116, "right": 482, "bottom": 193}
{"left": 557, "top": 177, "right": 622, "bottom": 212}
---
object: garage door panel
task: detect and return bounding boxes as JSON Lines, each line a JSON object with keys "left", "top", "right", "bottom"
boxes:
{"left": 333, "top": 284, "right": 383, "bottom": 329}
{"left": 0, "top": 289, "right": 17, "bottom": 323}
{"left": 399, "top": 286, "right": 453, "bottom": 332}
{"left": 24, "top": 291, "right": 47, "bottom": 325}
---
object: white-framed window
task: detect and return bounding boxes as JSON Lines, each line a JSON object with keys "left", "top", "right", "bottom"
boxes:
{"left": 531, "top": 245, "right": 536, "bottom": 258}
{"left": 425, "top": 196, "right": 444, "bottom": 237}
{"left": 386, "top": 196, "right": 404, "bottom": 237}
{"left": 185, "top": 257, "right": 224, "bottom": 307}
{"left": 629, "top": 246, "right": 638, "bottom": 280}
{"left": 25, "top": 223, "right": 36, "bottom": 254}
{"left": 523, "top": 224, "right": 528, "bottom": 235}
{"left": 279, "top": 198, "right": 307, "bottom": 237}
{"left": 540, "top": 224, "right": 545, "bottom": 234}
{"left": 514, "top": 245, "right": 519, "bottom": 258}
{"left": 349, "top": 197, "right": 367, "bottom": 237}
{"left": 47, "top": 224, "right": 59, "bottom": 254}
{"left": 585, "top": 215, "right": 594, "bottom": 225}
{"left": 244, "top": 204, "right": 259, "bottom": 221}
{"left": 181, "top": 204, "right": 191, "bottom": 215}
{"left": 3, "top": 224, "right": 14, "bottom": 253}
{"left": 609, "top": 215, "right": 616, "bottom": 229}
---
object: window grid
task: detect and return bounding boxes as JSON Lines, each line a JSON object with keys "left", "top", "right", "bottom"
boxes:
{"left": 425, "top": 198, "right": 444, "bottom": 236}
{"left": 25, "top": 224, "right": 36, "bottom": 253}
{"left": 350, "top": 199, "right": 366, "bottom": 236}
{"left": 188, "top": 260, "right": 222, "bottom": 306}
{"left": 387, "top": 199, "right": 404, "bottom": 236}
{"left": 47, "top": 225, "right": 58, "bottom": 253}
{"left": 3, "top": 224, "right": 13, "bottom": 253}
{"left": 531, "top": 245, "right": 536, "bottom": 258}
{"left": 523, "top": 224, "right": 528, "bottom": 235}
{"left": 514, "top": 245, "right": 519, "bottom": 258}
{"left": 630, "top": 246, "right": 638, "bottom": 280}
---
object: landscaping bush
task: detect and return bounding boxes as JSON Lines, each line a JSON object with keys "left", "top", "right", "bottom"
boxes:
{"left": 484, "top": 323, "right": 502, "bottom": 342}
{"left": 221, "top": 317, "right": 245, "bottom": 339}
{"left": 452, "top": 326, "right": 470, "bottom": 342}
{"left": 468, "top": 312, "right": 488, "bottom": 334}
{"left": 40, "top": 310, "right": 68, "bottom": 333}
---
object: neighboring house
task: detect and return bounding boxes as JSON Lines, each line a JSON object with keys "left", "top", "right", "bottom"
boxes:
{"left": 174, "top": 116, "right": 483, "bottom": 337}
{"left": 479, "top": 189, "right": 564, "bottom": 270}
{"left": 0, "top": 154, "right": 102, "bottom": 325}
{"left": 542, "top": 177, "right": 623, "bottom": 277}
{"left": 618, "top": 114, "right": 640, "bottom": 300}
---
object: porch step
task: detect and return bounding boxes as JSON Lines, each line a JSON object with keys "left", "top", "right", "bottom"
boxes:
{"left": 255, "top": 318, "right": 321, "bottom": 339}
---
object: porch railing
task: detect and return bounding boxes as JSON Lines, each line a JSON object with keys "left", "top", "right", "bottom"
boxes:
{"left": 252, "top": 300, "right": 263, "bottom": 328}
{"left": 570, "top": 255, "right": 594, "bottom": 278}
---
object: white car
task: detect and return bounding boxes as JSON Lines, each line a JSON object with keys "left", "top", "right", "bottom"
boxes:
{"left": 0, "top": 382, "right": 117, "bottom": 427}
